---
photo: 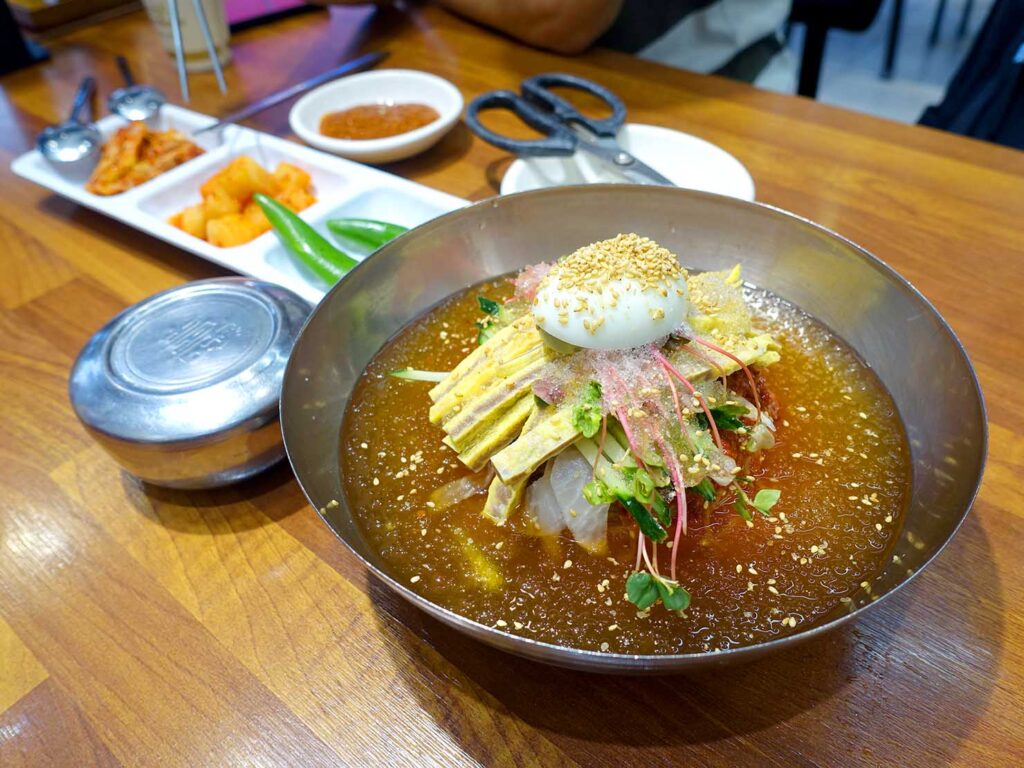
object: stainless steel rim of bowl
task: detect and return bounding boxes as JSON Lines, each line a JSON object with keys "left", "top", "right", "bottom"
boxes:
{"left": 280, "top": 185, "right": 987, "bottom": 673}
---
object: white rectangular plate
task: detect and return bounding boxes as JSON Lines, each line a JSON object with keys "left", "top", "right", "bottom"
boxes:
{"left": 12, "top": 105, "right": 468, "bottom": 304}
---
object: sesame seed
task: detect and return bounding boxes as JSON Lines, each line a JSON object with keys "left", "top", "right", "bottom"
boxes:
{"left": 410, "top": 575, "right": 420, "bottom": 583}
{"left": 495, "top": 619, "right": 508, "bottom": 627}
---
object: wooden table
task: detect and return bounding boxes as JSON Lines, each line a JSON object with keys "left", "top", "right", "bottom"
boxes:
{"left": 1, "top": 6, "right": 1022, "bottom": 766}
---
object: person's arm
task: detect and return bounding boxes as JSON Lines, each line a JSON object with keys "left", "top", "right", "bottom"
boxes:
{"left": 436, "top": 0, "right": 624, "bottom": 54}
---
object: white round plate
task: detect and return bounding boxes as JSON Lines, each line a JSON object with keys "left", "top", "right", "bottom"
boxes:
{"left": 290, "top": 69, "right": 463, "bottom": 164}
{"left": 499, "top": 123, "right": 755, "bottom": 200}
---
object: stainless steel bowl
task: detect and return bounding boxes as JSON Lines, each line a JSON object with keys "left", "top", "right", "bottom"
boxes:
{"left": 71, "top": 277, "right": 310, "bottom": 488}
{"left": 280, "top": 186, "right": 986, "bottom": 673}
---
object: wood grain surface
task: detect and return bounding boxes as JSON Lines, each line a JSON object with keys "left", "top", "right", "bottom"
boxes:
{"left": 1, "top": 6, "right": 1022, "bottom": 766}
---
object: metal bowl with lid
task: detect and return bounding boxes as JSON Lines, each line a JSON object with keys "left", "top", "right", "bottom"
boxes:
{"left": 280, "top": 186, "right": 986, "bottom": 673}
{"left": 71, "top": 277, "right": 310, "bottom": 488}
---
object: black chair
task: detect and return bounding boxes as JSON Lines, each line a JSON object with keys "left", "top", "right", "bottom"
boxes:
{"left": 790, "top": 0, "right": 886, "bottom": 97}
{"left": 0, "top": 1, "right": 49, "bottom": 75}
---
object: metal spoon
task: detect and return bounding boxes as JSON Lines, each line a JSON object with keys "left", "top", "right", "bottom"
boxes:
{"left": 108, "top": 56, "right": 166, "bottom": 126}
{"left": 37, "top": 77, "right": 102, "bottom": 181}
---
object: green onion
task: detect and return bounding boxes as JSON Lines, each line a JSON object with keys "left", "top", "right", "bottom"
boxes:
{"left": 620, "top": 497, "right": 667, "bottom": 541}
{"left": 626, "top": 572, "right": 659, "bottom": 610}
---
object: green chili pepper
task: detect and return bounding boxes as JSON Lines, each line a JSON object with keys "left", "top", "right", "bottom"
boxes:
{"left": 254, "top": 194, "right": 358, "bottom": 285}
{"left": 326, "top": 217, "right": 407, "bottom": 252}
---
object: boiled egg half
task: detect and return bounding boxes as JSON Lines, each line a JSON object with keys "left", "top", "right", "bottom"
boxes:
{"left": 532, "top": 234, "right": 689, "bottom": 350}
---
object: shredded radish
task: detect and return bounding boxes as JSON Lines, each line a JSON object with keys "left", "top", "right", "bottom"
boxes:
{"left": 429, "top": 467, "right": 494, "bottom": 510}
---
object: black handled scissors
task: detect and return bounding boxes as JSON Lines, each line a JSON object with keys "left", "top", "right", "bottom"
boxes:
{"left": 465, "top": 73, "right": 674, "bottom": 187}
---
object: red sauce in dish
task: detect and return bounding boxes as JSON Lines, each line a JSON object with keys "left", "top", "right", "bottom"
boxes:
{"left": 319, "top": 103, "right": 440, "bottom": 140}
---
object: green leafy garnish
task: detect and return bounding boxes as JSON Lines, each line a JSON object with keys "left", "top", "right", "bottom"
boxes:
{"left": 620, "top": 497, "right": 667, "bottom": 541}
{"left": 695, "top": 403, "right": 747, "bottom": 432}
{"left": 388, "top": 367, "right": 449, "bottom": 382}
{"left": 752, "top": 489, "right": 781, "bottom": 514}
{"left": 694, "top": 477, "right": 716, "bottom": 503}
{"left": 655, "top": 578, "right": 691, "bottom": 611}
{"left": 626, "top": 572, "right": 691, "bottom": 611}
{"left": 733, "top": 486, "right": 781, "bottom": 519}
{"left": 626, "top": 572, "right": 659, "bottom": 610}
{"left": 571, "top": 380, "right": 603, "bottom": 438}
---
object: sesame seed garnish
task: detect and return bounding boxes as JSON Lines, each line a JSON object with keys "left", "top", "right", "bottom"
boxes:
{"left": 540, "top": 234, "right": 684, "bottom": 296}
{"left": 410, "top": 575, "right": 420, "bottom": 583}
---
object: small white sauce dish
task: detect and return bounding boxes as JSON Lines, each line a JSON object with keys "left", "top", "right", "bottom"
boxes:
{"left": 289, "top": 69, "right": 463, "bottom": 164}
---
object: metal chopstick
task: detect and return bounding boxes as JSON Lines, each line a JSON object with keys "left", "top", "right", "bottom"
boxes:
{"left": 167, "top": 0, "right": 189, "bottom": 102}
{"left": 116, "top": 55, "right": 135, "bottom": 86}
{"left": 191, "top": 0, "right": 228, "bottom": 94}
